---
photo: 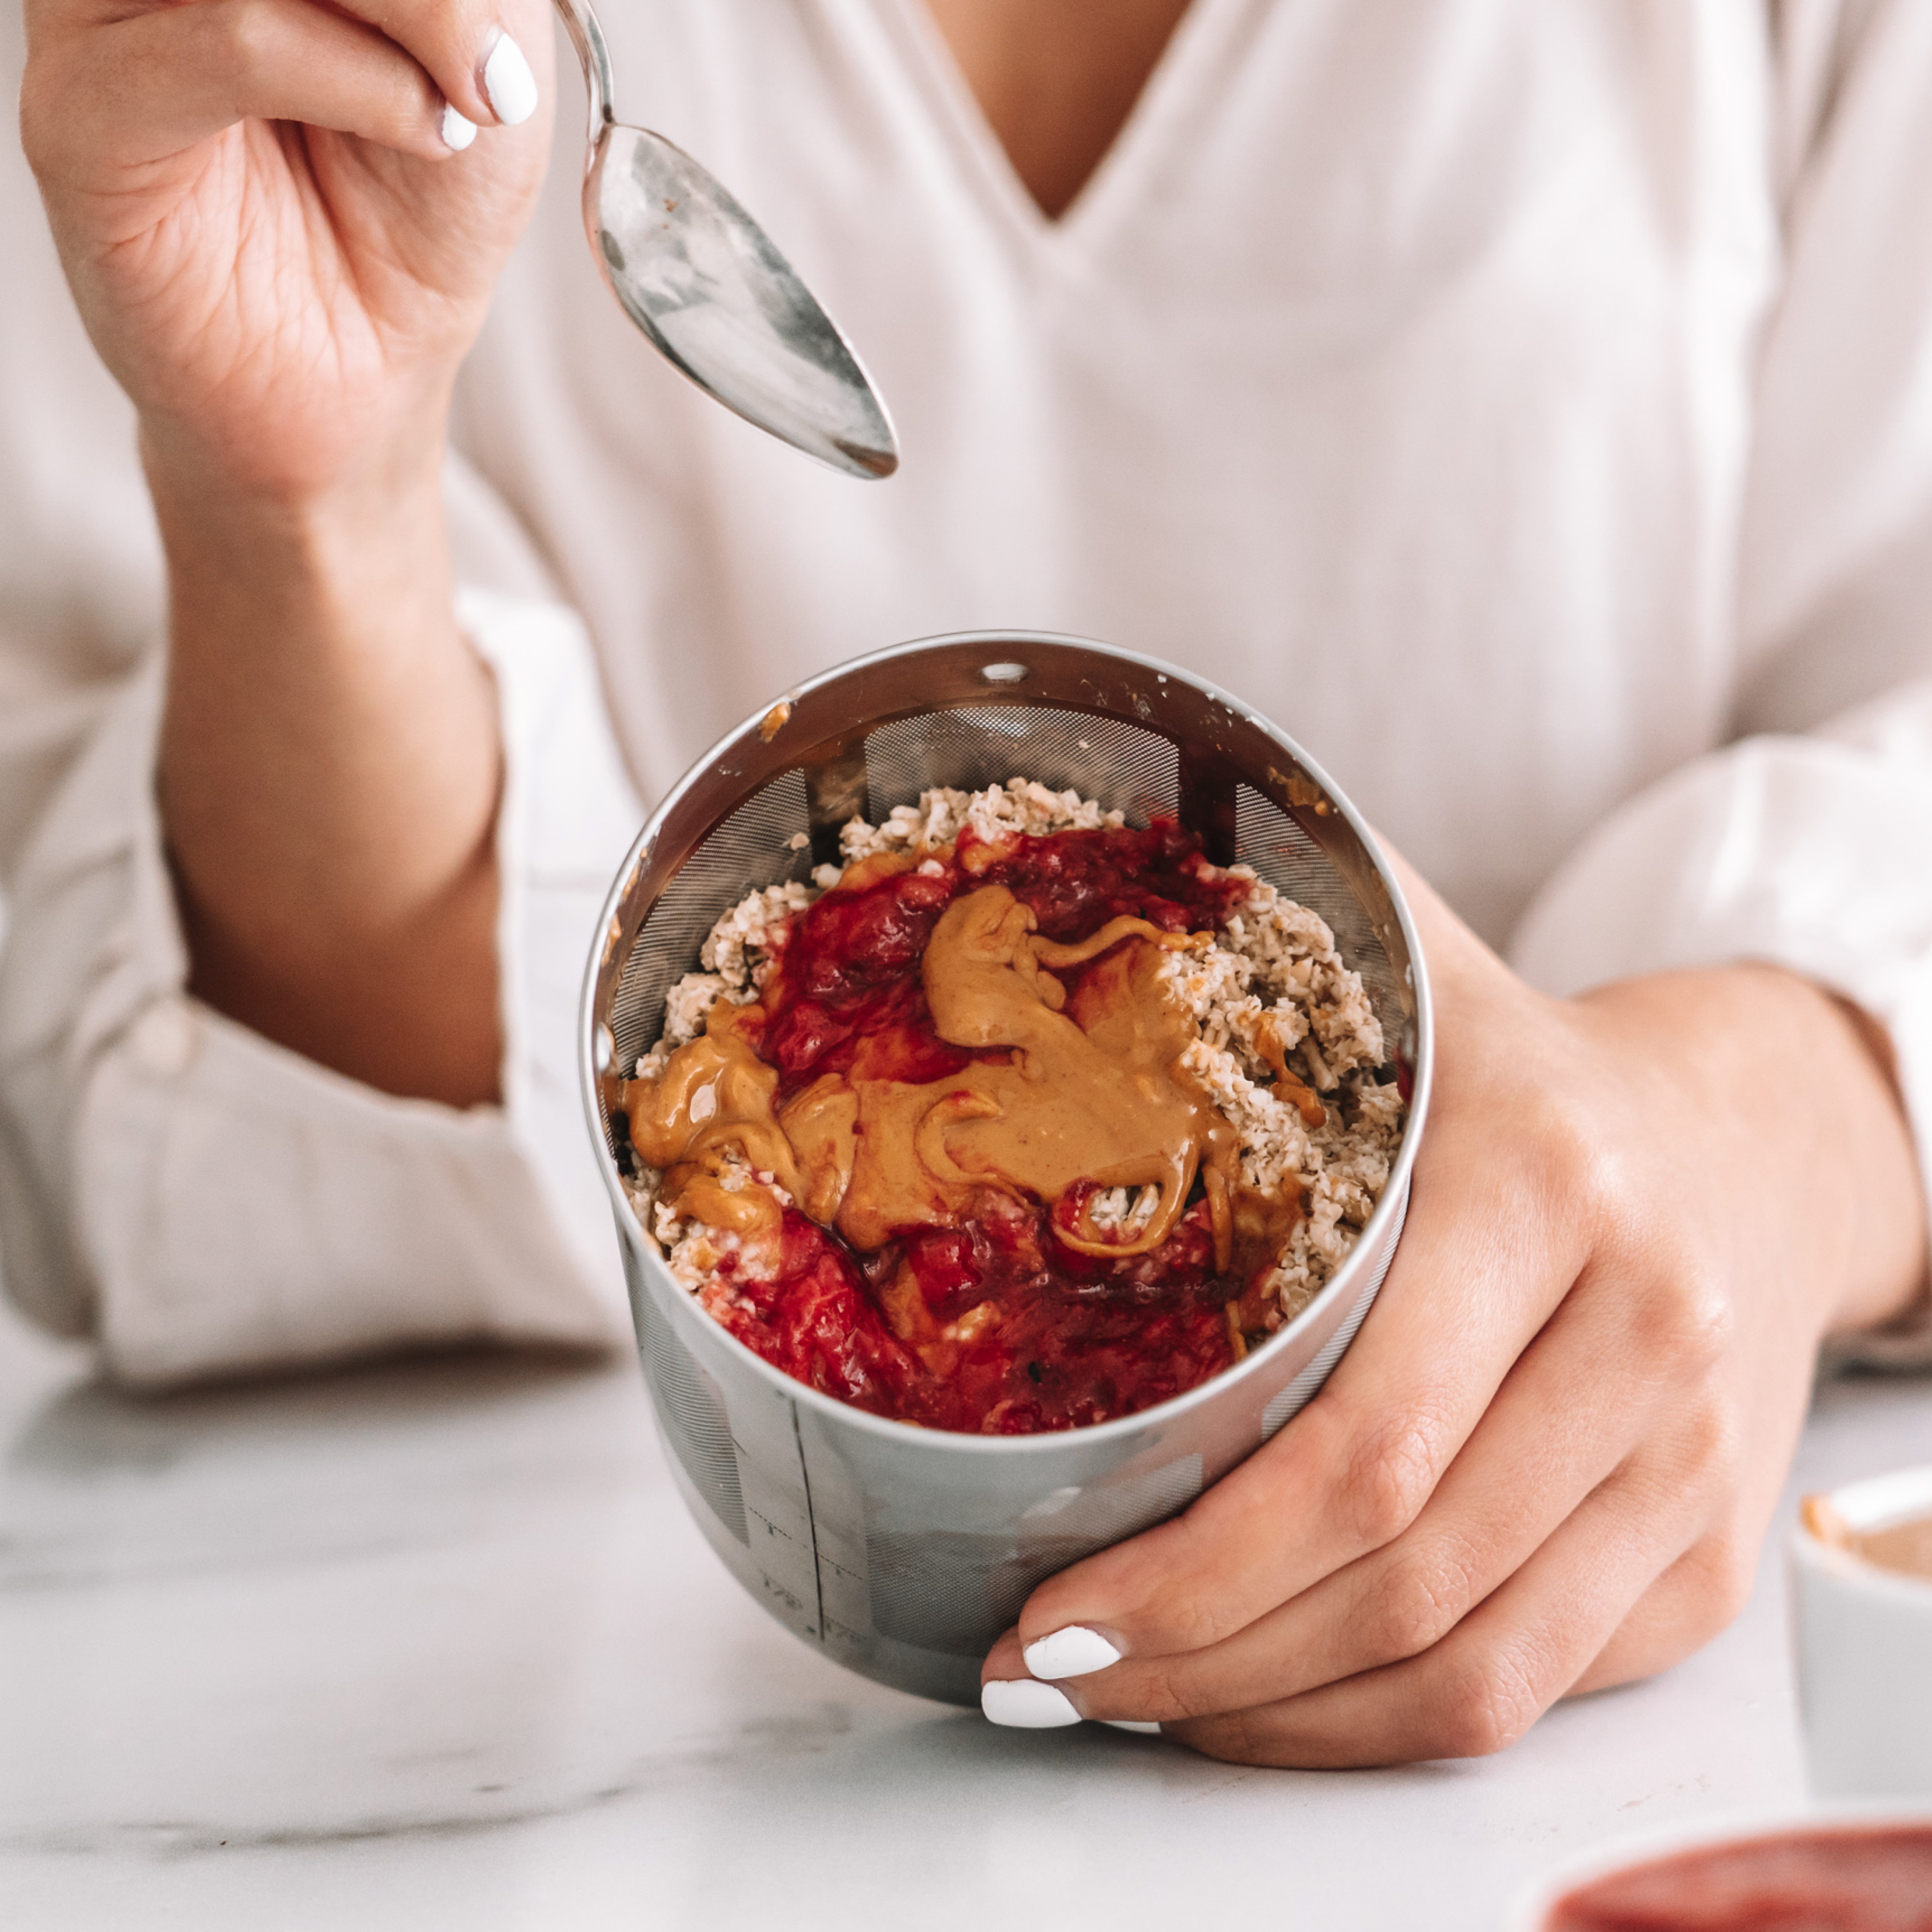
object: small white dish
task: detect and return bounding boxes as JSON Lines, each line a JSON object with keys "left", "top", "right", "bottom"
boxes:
{"left": 1793, "top": 1462, "right": 1932, "bottom": 1801}
{"left": 1506, "top": 1803, "right": 1932, "bottom": 1931}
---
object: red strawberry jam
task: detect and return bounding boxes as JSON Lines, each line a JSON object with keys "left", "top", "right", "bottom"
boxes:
{"left": 1545, "top": 1825, "right": 1932, "bottom": 1932}
{"left": 650, "top": 821, "right": 1280, "bottom": 1435}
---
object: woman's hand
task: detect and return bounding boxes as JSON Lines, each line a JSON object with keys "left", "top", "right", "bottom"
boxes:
{"left": 20, "top": 0, "right": 551, "bottom": 496}
{"left": 981, "top": 859, "right": 1928, "bottom": 1764}
{"left": 20, "top": 0, "right": 557, "bottom": 1107}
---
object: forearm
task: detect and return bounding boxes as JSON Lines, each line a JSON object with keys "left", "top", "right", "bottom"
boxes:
{"left": 151, "top": 421, "right": 503, "bottom": 1107}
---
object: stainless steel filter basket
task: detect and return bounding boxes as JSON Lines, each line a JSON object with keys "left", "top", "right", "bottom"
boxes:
{"left": 580, "top": 632, "right": 1434, "bottom": 1706}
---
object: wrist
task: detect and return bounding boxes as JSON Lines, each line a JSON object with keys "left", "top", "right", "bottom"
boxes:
{"left": 1715, "top": 968, "right": 1925, "bottom": 1336}
{"left": 1711, "top": 967, "right": 1925, "bottom": 1337}
{"left": 149, "top": 406, "right": 499, "bottom": 947}
{"left": 142, "top": 400, "right": 452, "bottom": 597}
{"left": 144, "top": 411, "right": 475, "bottom": 760}
{"left": 1576, "top": 965, "right": 1927, "bottom": 1341}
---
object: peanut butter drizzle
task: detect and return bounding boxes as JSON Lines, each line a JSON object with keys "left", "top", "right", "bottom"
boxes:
{"left": 621, "top": 1001, "right": 801, "bottom": 1234}
{"left": 1252, "top": 1011, "right": 1327, "bottom": 1129}
{"left": 1856, "top": 1517, "right": 1932, "bottom": 1578}
{"left": 834, "top": 888, "right": 1242, "bottom": 1263}
{"left": 620, "top": 883, "right": 1275, "bottom": 1273}
{"left": 1803, "top": 1493, "right": 1932, "bottom": 1579}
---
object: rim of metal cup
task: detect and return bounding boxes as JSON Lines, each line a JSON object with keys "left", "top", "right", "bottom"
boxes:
{"left": 577, "top": 629, "right": 1436, "bottom": 1456}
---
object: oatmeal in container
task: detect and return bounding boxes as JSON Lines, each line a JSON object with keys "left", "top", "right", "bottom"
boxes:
{"left": 581, "top": 633, "right": 1434, "bottom": 1704}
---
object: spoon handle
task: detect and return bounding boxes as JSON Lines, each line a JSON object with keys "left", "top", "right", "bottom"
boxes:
{"left": 550, "top": 0, "right": 616, "bottom": 141}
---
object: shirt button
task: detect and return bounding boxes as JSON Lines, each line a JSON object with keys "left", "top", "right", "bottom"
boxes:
{"left": 128, "top": 997, "right": 199, "bottom": 1080}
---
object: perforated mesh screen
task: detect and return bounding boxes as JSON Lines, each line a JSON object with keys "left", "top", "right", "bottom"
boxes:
{"left": 610, "top": 768, "right": 811, "bottom": 1079}
{"left": 639, "top": 1301, "right": 748, "bottom": 1544}
{"left": 1234, "top": 784, "right": 1401, "bottom": 1073}
{"left": 864, "top": 705, "right": 1179, "bottom": 823}
{"left": 605, "top": 711, "right": 1402, "bottom": 1137}
{"left": 864, "top": 1452, "right": 1204, "bottom": 1656}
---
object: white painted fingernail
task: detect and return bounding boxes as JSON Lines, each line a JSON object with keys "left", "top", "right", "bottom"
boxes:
{"left": 441, "top": 103, "right": 478, "bottom": 151}
{"left": 981, "top": 1680, "right": 1082, "bottom": 1729}
{"left": 1101, "top": 1719, "right": 1162, "bottom": 1735}
{"left": 481, "top": 29, "right": 539, "bottom": 126}
{"left": 1023, "top": 1626, "right": 1122, "bottom": 1679}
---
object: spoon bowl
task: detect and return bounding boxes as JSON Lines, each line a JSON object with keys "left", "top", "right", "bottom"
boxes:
{"left": 554, "top": 0, "right": 898, "bottom": 480}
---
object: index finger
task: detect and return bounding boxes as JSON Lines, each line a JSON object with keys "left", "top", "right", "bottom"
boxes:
{"left": 38, "top": 0, "right": 543, "bottom": 138}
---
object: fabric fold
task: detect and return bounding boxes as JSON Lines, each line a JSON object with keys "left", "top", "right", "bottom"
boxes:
{"left": 1510, "top": 682, "right": 1932, "bottom": 1367}
{"left": 0, "top": 591, "right": 643, "bottom": 1384}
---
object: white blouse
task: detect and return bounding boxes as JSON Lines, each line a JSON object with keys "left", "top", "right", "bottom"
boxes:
{"left": 2, "top": 0, "right": 1931, "bottom": 1381}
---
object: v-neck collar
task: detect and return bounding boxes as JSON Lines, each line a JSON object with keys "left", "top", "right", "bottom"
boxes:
{"left": 871, "top": 0, "right": 1245, "bottom": 256}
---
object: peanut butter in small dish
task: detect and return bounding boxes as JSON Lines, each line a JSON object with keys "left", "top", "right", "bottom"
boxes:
{"left": 1803, "top": 1493, "right": 1932, "bottom": 1581}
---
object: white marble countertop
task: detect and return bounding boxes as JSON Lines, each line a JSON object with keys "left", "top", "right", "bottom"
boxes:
{"left": 0, "top": 1301, "right": 1925, "bottom": 1932}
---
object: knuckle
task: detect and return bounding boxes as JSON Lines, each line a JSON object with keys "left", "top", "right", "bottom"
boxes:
{"left": 1171, "top": 1707, "right": 1266, "bottom": 1767}
{"left": 1514, "top": 1086, "right": 1613, "bottom": 1205}
{"left": 1480, "top": 1086, "right": 1642, "bottom": 1255}
{"left": 1342, "top": 1410, "right": 1450, "bottom": 1550}
{"left": 1631, "top": 1258, "right": 1734, "bottom": 1376}
{"left": 17, "top": 66, "right": 57, "bottom": 171}
{"left": 1669, "top": 1275, "right": 1735, "bottom": 1373}
{"left": 1670, "top": 1395, "right": 1742, "bottom": 1497}
{"left": 207, "top": 0, "right": 283, "bottom": 77}
{"left": 18, "top": 44, "right": 90, "bottom": 177}
{"left": 1132, "top": 1659, "right": 1217, "bottom": 1725}
{"left": 1431, "top": 1651, "right": 1545, "bottom": 1759}
{"left": 1680, "top": 1535, "right": 1758, "bottom": 1639}
{"left": 1560, "top": 1137, "right": 1636, "bottom": 1236}
{"left": 1135, "top": 1522, "right": 1251, "bottom": 1654}
{"left": 1165, "top": 1593, "right": 1241, "bottom": 1654}
{"left": 1369, "top": 1548, "right": 1478, "bottom": 1662}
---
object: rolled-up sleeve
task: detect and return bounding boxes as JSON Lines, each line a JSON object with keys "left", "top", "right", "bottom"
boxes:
{"left": 0, "top": 589, "right": 644, "bottom": 1385}
{"left": 1510, "top": 0, "right": 1932, "bottom": 1363}
{"left": 1508, "top": 688, "right": 1932, "bottom": 1200}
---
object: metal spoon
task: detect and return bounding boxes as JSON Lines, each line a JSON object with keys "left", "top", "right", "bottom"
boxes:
{"left": 551, "top": 0, "right": 899, "bottom": 480}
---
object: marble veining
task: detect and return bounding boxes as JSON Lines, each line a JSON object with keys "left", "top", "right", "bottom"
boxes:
{"left": 0, "top": 1302, "right": 1925, "bottom": 1931}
